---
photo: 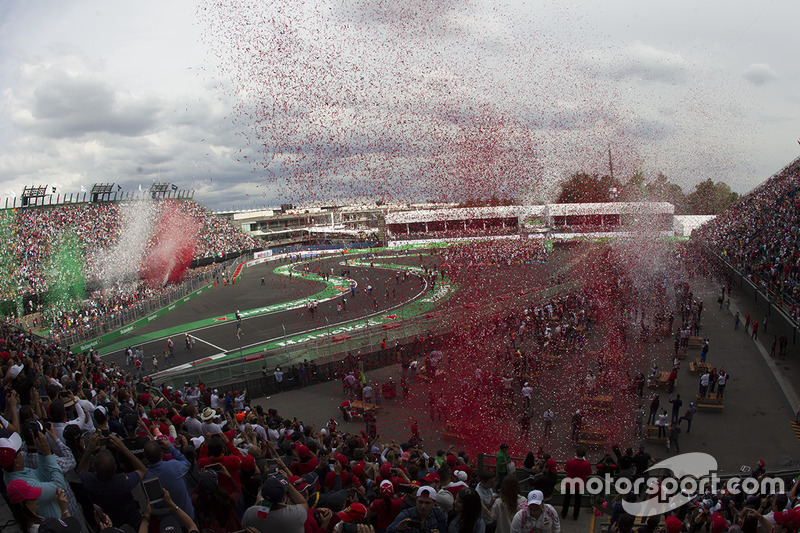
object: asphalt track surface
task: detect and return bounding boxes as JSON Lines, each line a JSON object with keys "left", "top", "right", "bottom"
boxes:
{"left": 101, "top": 251, "right": 441, "bottom": 371}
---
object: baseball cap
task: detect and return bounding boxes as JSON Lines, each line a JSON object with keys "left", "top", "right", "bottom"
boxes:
{"left": 416, "top": 486, "right": 437, "bottom": 500}
{"left": 9, "top": 364, "right": 23, "bottom": 379}
{"left": 710, "top": 513, "right": 728, "bottom": 533}
{"left": 380, "top": 480, "right": 394, "bottom": 496}
{"left": 6, "top": 478, "right": 42, "bottom": 503}
{"left": 454, "top": 470, "right": 468, "bottom": 482}
{"left": 666, "top": 515, "right": 683, "bottom": 533}
{"left": 0, "top": 433, "right": 23, "bottom": 468}
{"left": 527, "top": 490, "right": 544, "bottom": 506}
{"left": 423, "top": 472, "right": 441, "bottom": 483}
{"left": 296, "top": 445, "right": 311, "bottom": 459}
{"left": 337, "top": 503, "right": 368, "bottom": 523}
{"left": 171, "top": 415, "right": 186, "bottom": 426}
{"left": 262, "top": 476, "right": 289, "bottom": 504}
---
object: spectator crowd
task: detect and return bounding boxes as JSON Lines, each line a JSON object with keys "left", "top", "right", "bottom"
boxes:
{"left": 694, "top": 158, "right": 800, "bottom": 322}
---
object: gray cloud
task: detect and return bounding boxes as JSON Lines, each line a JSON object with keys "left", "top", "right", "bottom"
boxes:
{"left": 26, "top": 72, "right": 161, "bottom": 138}
{"left": 584, "top": 42, "right": 689, "bottom": 84}
{"left": 742, "top": 63, "right": 777, "bottom": 86}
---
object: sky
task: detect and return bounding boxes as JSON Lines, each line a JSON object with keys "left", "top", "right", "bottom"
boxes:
{"left": 0, "top": 0, "right": 798, "bottom": 212}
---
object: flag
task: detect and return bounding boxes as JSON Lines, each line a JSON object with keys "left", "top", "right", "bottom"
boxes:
{"left": 171, "top": 184, "right": 178, "bottom": 191}
{"left": 80, "top": 185, "right": 86, "bottom": 192}
{"left": 117, "top": 184, "right": 122, "bottom": 191}
{"left": 138, "top": 184, "right": 142, "bottom": 191}
{"left": 51, "top": 186, "right": 57, "bottom": 193}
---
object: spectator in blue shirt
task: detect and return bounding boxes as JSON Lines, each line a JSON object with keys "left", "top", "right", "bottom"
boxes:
{"left": 143, "top": 436, "right": 194, "bottom": 517}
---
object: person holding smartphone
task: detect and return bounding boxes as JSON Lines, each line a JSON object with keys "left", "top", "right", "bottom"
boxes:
{"left": 387, "top": 486, "right": 447, "bottom": 533}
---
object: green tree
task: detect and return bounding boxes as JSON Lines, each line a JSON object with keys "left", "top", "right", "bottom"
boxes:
{"left": 618, "top": 170, "right": 647, "bottom": 202}
{"left": 686, "top": 179, "right": 739, "bottom": 215}
{"left": 556, "top": 172, "right": 620, "bottom": 203}
{"left": 645, "top": 173, "right": 688, "bottom": 214}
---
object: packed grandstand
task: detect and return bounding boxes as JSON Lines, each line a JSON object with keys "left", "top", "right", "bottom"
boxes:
{"left": 0, "top": 158, "right": 798, "bottom": 533}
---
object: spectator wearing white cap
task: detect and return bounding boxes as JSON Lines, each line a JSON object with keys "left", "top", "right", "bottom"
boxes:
{"left": 1, "top": 432, "right": 72, "bottom": 521}
{"left": 387, "top": 485, "right": 447, "bottom": 533}
{"left": 511, "top": 490, "right": 560, "bottom": 533}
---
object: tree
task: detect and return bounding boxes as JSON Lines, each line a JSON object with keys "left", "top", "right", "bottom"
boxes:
{"left": 645, "top": 173, "right": 689, "bottom": 214}
{"left": 618, "top": 170, "right": 647, "bottom": 202}
{"left": 556, "top": 173, "right": 620, "bottom": 203}
{"left": 686, "top": 179, "right": 739, "bottom": 215}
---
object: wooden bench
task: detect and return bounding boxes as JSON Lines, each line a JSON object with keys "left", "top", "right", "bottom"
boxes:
{"left": 646, "top": 424, "right": 669, "bottom": 442}
{"left": 689, "top": 361, "right": 711, "bottom": 375}
{"left": 696, "top": 395, "right": 724, "bottom": 411}
{"left": 648, "top": 372, "right": 672, "bottom": 390}
{"left": 578, "top": 428, "right": 607, "bottom": 448}
{"left": 688, "top": 336, "right": 704, "bottom": 349}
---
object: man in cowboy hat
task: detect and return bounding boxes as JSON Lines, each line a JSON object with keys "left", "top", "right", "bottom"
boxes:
{"left": 200, "top": 408, "right": 223, "bottom": 435}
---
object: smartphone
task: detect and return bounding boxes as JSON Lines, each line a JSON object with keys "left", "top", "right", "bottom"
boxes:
{"left": 206, "top": 464, "right": 221, "bottom": 471}
{"left": 93, "top": 504, "right": 109, "bottom": 524}
{"left": 98, "top": 437, "right": 110, "bottom": 447}
{"left": 142, "top": 477, "right": 164, "bottom": 504}
{"left": 406, "top": 520, "right": 422, "bottom": 528}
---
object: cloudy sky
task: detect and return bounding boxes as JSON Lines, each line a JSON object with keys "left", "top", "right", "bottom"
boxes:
{"left": 0, "top": 0, "right": 797, "bottom": 211}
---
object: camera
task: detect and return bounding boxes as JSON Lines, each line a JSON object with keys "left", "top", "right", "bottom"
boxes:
{"left": 21, "top": 420, "right": 44, "bottom": 446}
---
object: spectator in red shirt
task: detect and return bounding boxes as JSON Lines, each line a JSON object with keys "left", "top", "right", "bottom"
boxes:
{"left": 290, "top": 444, "right": 319, "bottom": 476}
{"left": 561, "top": 446, "right": 592, "bottom": 520}
{"left": 369, "top": 480, "right": 406, "bottom": 531}
{"left": 197, "top": 434, "right": 243, "bottom": 504}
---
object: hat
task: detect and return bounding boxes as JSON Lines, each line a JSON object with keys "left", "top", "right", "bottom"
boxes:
{"left": 122, "top": 412, "right": 139, "bottom": 431}
{"left": 261, "top": 476, "right": 289, "bottom": 504}
{"left": 296, "top": 445, "right": 311, "bottom": 459}
{"left": 711, "top": 513, "right": 728, "bottom": 533}
{"left": 62, "top": 424, "right": 86, "bottom": 445}
{"left": 171, "top": 415, "right": 186, "bottom": 426}
{"left": 758, "top": 460, "right": 765, "bottom": 468}
{"left": 352, "top": 462, "right": 365, "bottom": 477}
{"left": 545, "top": 458, "right": 557, "bottom": 474}
{"left": 337, "top": 503, "right": 368, "bottom": 523}
{"left": 380, "top": 462, "right": 393, "bottom": 478}
{"left": 335, "top": 453, "right": 348, "bottom": 467}
{"left": 0, "top": 432, "right": 22, "bottom": 468}
{"left": 288, "top": 474, "right": 310, "bottom": 491}
{"left": 200, "top": 408, "right": 216, "bottom": 422}
{"left": 62, "top": 395, "right": 76, "bottom": 408}
{"left": 455, "top": 470, "right": 468, "bottom": 482}
{"left": 6, "top": 478, "right": 42, "bottom": 503}
{"left": 416, "top": 486, "right": 437, "bottom": 500}
{"left": 37, "top": 517, "right": 82, "bottom": 533}
{"left": 774, "top": 510, "right": 800, "bottom": 529}
{"left": 9, "top": 364, "right": 23, "bottom": 379}
{"left": 380, "top": 480, "right": 394, "bottom": 496}
{"left": 527, "top": 490, "right": 544, "bottom": 506}
{"left": 423, "top": 472, "right": 441, "bottom": 483}
{"left": 149, "top": 409, "right": 164, "bottom": 419}
{"left": 666, "top": 516, "right": 683, "bottom": 533}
